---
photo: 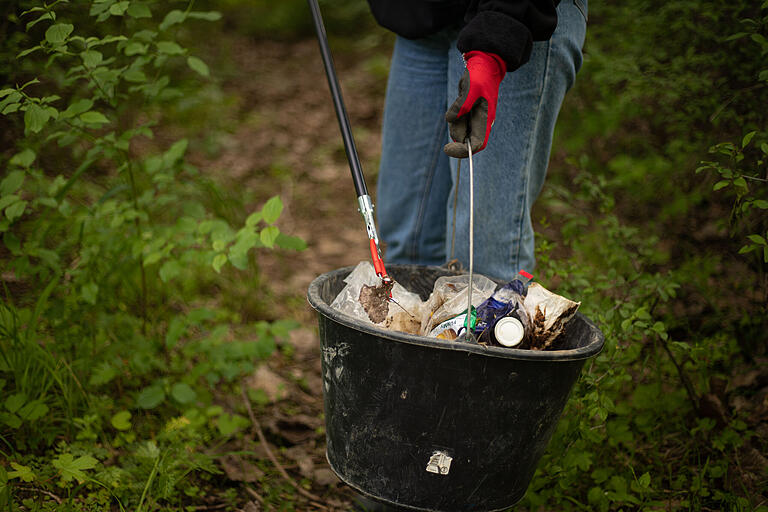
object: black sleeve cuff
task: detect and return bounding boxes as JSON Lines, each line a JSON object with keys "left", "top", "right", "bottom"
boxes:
{"left": 457, "top": 11, "right": 534, "bottom": 72}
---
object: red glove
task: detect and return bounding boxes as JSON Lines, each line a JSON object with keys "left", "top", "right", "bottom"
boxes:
{"left": 444, "top": 51, "right": 507, "bottom": 158}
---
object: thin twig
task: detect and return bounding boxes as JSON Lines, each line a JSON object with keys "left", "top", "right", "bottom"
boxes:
{"left": 659, "top": 339, "right": 699, "bottom": 411}
{"left": 244, "top": 486, "right": 265, "bottom": 505}
{"left": 192, "top": 503, "right": 230, "bottom": 511}
{"left": 18, "top": 487, "right": 63, "bottom": 504}
{"left": 240, "top": 386, "right": 325, "bottom": 505}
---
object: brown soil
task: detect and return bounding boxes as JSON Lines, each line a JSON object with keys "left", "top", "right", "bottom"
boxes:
{"left": 200, "top": 36, "right": 393, "bottom": 510}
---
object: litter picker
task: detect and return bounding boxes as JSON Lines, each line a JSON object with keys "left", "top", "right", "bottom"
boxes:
{"left": 307, "top": 0, "right": 391, "bottom": 285}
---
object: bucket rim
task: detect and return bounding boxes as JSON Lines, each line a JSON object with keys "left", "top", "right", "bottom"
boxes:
{"left": 307, "top": 265, "right": 605, "bottom": 362}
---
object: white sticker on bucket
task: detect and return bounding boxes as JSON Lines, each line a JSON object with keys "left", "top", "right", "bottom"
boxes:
{"left": 426, "top": 451, "right": 453, "bottom": 475}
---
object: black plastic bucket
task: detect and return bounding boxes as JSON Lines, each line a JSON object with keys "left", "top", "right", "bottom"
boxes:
{"left": 307, "top": 265, "right": 604, "bottom": 511}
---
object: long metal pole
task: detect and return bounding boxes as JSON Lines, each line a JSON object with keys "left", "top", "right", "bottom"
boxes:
{"left": 307, "top": 0, "right": 390, "bottom": 281}
{"left": 306, "top": 0, "right": 367, "bottom": 197}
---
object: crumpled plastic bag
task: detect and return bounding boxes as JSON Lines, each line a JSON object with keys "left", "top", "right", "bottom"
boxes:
{"left": 420, "top": 274, "right": 497, "bottom": 336}
{"left": 523, "top": 282, "right": 581, "bottom": 349}
{"left": 330, "top": 262, "right": 424, "bottom": 334}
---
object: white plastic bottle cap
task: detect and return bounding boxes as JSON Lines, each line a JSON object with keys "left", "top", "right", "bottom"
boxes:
{"left": 494, "top": 317, "right": 524, "bottom": 347}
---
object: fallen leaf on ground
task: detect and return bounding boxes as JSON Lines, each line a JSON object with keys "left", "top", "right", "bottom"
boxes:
{"left": 245, "top": 366, "right": 290, "bottom": 403}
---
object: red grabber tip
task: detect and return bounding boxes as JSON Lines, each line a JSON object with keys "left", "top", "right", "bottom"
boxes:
{"left": 519, "top": 270, "right": 534, "bottom": 280}
{"left": 369, "top": 238, "right": 389, "bottom": 280}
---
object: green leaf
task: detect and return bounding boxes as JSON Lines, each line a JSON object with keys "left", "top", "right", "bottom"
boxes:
{"left": 753, "top": 199, "right": 768, "bottom": 209}
{"left": 212, "top": 253, "right": 227, "bottom": 273}
{"left": 160, "top": 9, "right": 186, "bottom": 30}
{"left": 187, "top": 56, "right": 209, "bottom": 77}
{"left": 109, "top": 1, "right": 129, "bottom": 16}
{"left": 157, "top": 41, "right": 184, "bottom": 55}
{"left": 124, "top": 69, "right": 147, "bottom": 83}
{"left": 638, "top": 472, "right": 651, "bottom": 488}
{"left": 742, "top": 131, "right": 756, "bottom": 148}
{"left": 0, "top": 88, "right": 16, "bottom": 98}
{"left": 159, "top": 260, "right": 181, "bottom": 282}
{"left": 163, "top": 138, "right": 188, "bottom": 165}
{"left": 4, "top": 232, "right": 21, "bottom": 254}
{"left": 89, "top": 362, "right": 119, "bottom": 386}
{"left": 60, "top": 98, "right": 93, "bottom": 119}
{"left": 53, "top": 453, "right": 98, "bottom": 483}
{"left": 5, "top": 200, "right": 27, "bottom": 221}
{"left": 216, "top": 413, "right": 247, "bottom": 437}
{"left": 260, "top": 225, "right": 279, "bottom": 248}
{"left": 261, "top": 196, "right": 283, "bottom": 224}
{"left": 26, "top": 11, "right": 54, "bottom": 30}
{"left": 171, "top": 382, "right": 197, "bottom": 404}
{"left": 747, "top": 234, "right": 767, "bottom": 245}
{"left": 733, "top": 176, "right": 748, "bottom": 190}
{"left": 738, "top": 244, "right": 757, "bottom": 254}
{"left": 712, "top": 180, "right": 729, "bottom": 191}
{"left": 80, "top": 110, "right": 110, "bottom": 125}
{"left": 81, "top": 282, "right": 98, "bottom": 304}
{"left": 1, "top": 171, "right": 25, "bottom": 195}
{"left": 245, "top": 211, "right": 262, "bottom": 227}
{"left": 45, "top": 23, "right": 74, "bottom": 45}
{"left": 165, "top": 316, "right": 186, "bottom": 349}
{"left": 0, "top": 412, "right": 22, "bottom": 429}
{"left": 17, "top": 400, "right": 48, "bottom": 421}
{"left": 111, "top": 411, "right": 132, "bottom": 431}
{"left": 275, "top": 233, "right": 307, "bottom": 251}
{"left": 8, "top": 463, "right": 35, "bottom": 483}
{"left": 124, "top": 41, "right": 148, "bottom": 56}
{"left": 5, "top": 393, "right": 26, "bottom": 414}
{"left": 81, "top": 49, "right": 103, "bottom": 68}
{"left": 0, "top": 195, "right": 19, "bottom": 210}
{"left": 17, "top": 46, "right": 42, "bottom": 59}
{"left": 24, "top": 103, "right": 50, "bottom": 134}
{"left": 137, "top": 385, "right": 166, "bottom": 409}
{"left": 127, "top": 3, "right": 152, "bottom": 18}
{"left": 188, "top": 11, "right": 222, "bottom": 21}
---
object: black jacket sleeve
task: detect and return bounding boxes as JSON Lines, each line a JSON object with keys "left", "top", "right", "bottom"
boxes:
{"left": 457, "top": 0, "right": 558, "bottom": 72}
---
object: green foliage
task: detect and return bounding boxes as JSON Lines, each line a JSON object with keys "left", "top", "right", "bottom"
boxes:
{"left": 199, "top": 0, "right": 376, "bottom": 39}
{"left": 0, "top": 0, "right": 304, "bottom": 508}
{"left": 523, "top": 1, "right": 768, "bottom": 510}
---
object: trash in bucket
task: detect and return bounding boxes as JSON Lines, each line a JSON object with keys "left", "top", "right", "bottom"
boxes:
{"left": 308, "top": 264, "right": 605, "bottom": 512}
{"left": 330, "top": 261, "right": 582, "bottom": 351}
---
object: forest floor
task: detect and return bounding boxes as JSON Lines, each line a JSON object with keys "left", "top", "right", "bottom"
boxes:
{"left": 194, "top": 35, "right": 393, "bottom": 510}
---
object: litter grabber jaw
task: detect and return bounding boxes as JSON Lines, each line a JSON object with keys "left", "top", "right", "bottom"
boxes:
{"left": 358, "top": 194, "right": 390, "bottom": 284}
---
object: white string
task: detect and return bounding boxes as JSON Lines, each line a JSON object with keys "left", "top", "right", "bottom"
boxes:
{"left": 465, "top": 141, "right": 474, "bottom": 336}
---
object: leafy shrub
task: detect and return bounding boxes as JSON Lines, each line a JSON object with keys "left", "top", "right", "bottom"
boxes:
{"left": 0, "top": 1, "right": 304, "bottom": 508}
{"left": 522, "top": 1, "right": 768, "bottom": 510}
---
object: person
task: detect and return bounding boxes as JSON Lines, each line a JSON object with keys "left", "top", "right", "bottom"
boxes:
{"left": 369, "top": 0, "right": 588, "bottom": 282}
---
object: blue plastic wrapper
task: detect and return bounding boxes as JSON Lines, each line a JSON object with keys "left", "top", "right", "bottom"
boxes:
{"left": 473, "top": 279, "right": 529, "bottom": 345}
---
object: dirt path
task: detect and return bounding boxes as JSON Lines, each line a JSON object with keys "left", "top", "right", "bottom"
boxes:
{"left": 201, "top": 36, "right": 393, "bottom": 509}
{"left": 212, "top": 38, "right": 389, "bottom": 322}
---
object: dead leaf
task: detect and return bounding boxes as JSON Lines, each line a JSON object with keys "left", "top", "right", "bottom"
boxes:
{"left": 220, "top": 455, "right": 265, "bottom": 482}
{"left": 288, "top": 328, "right": 318, "bottom": 359}
{"left": 241, "top": 501, "right": 261, "bottom": 512}
{"left": 284, "top": 446, "right": 315, "bottom": 478}
{"left": 245, "top": 366, "right": 290, "bottom": 403}
{"left": 268, "top": 413, "right": 323, "bottom": 444}
{"left": 313, "top": 467, "right": 340, "bottom": 487}
{"left": 359, "top": 280, "right": 393, "bottom": 324}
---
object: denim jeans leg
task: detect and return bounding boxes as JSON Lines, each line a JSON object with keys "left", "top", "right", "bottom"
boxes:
{"left": 376, "top": 34, "right": 455, "bottom": 266}
{"left": 445, "top": 0, "right": 587, "bottom": 281}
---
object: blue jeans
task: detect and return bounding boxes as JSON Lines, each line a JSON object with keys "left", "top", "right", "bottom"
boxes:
{"left": 376, "top": 0, "right": 588, "bottom": 281}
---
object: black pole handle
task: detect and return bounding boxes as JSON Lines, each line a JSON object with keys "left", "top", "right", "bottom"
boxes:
{"left": 307, "top": 0, "right": 368, "bottom": 198}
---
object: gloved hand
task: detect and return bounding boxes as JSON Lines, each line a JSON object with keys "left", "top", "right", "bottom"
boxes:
{"left": 444, "top": 51, "right": 507, "bottom": 158}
